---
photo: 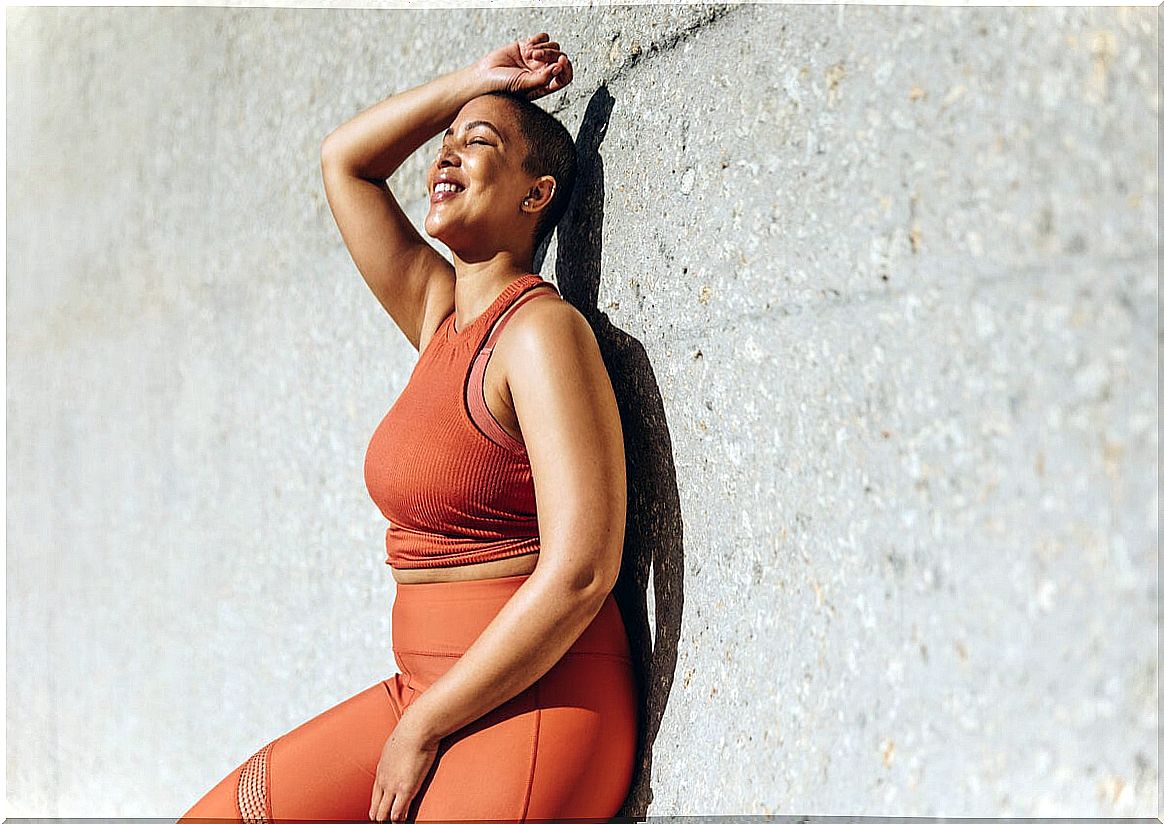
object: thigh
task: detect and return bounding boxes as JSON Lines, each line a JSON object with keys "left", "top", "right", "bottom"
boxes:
{"left": 409, "top": 681, "right": 539, "bottom": 822}
{"left": 410, "top": 654, "right": 638, "bottom": 822}
{"left": 180, "top": 677, "right": 406, "bottom": 822}
{"left": 524, "top": 653, "right": 639, "bottom": 819}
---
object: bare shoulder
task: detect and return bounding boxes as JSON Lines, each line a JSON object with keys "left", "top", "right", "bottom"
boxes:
{"left": 497, "top": 291, "right": 603, "bottom": 371}
{"left": 498, "top": 292, "right": 620, "bottom": 448}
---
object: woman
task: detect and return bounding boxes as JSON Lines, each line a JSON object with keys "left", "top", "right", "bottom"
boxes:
{"left": 179, "top": 32, "right": 638, "bottom": 824}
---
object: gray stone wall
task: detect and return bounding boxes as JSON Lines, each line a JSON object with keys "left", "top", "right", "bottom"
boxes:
{"left": 6, "top": 4, "right": 1158, "bottom": 817}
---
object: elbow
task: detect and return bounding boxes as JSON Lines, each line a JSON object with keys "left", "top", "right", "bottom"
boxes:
{"left": 319, "top": 131, "right": 349, "bottom": 172}
{"left": 585, "top": 565, "right": 619, "bottom": 605}
{"left": 319, "top": 134, "right": 338, "bottom": 169}
{"left": 590, "top": 548, "right": 622, "bottom": 600}
{"left": 536, "top": 515, "right": 625, "bottom": 609}
{"left": 571, "top": 575, "right": 615, "bottom": 615}
{"left": 539, "top": 556, "right": 619, "bottom": 612}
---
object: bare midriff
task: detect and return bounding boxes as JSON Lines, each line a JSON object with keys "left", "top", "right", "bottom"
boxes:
{"left": 390, "top": 551, "right": 540, "bottom": 584}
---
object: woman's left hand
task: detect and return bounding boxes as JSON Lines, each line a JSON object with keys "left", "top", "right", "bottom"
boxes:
{"left": 473, "top": 32, "right": 573, "bottom": 101}
{"left": 368, "top": 716, "right": 441, "bottom": 823}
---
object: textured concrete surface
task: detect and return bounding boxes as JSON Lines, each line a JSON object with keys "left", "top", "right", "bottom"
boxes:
{"left": 6, "top": 3, "right": 1158, "bottom": 818}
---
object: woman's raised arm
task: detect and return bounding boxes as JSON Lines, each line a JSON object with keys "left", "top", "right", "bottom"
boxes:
{"left": 320, "top": 35, "right": 571, "bottom": 354}
{"left": 320, "top": 63, "right": 489, "bottom": 351}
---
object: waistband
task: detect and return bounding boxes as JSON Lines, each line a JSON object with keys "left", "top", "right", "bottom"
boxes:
{"left": 391, "top": 573, "right": 631, "bottom": 661}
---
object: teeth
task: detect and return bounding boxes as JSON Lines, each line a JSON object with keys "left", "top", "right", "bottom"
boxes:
{"left": 435, "top": 182, "right": 464, "bottom": 193}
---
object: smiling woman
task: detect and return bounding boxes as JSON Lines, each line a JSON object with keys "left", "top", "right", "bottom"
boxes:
{"left": 179, "top": 32, "right": 639, "bottom": 824}
{"left": 422, "top": 92, "right": 577, "bottom": 271}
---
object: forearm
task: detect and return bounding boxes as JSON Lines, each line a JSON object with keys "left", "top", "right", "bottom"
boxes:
{"left": 321, "top": 61, "right": 490, "bottom": 180}
{"left": 401, "top": 570, "right": 609, "bottom": 747}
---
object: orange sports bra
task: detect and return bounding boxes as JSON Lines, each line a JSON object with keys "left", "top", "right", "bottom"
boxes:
{"left": 363, "top": 273, "right": 560, "bottom": 569}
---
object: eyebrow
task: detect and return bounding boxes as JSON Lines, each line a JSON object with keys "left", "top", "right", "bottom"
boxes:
{"left": 444, "top": 120, "right": 504, "bottom": 141}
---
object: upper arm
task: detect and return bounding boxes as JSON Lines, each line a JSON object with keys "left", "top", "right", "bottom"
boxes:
{"left": 319, "top": 142, "right": 453, "bottom": 352}
{"left": 505, "top": 301, "right": 627, "bottom": 596}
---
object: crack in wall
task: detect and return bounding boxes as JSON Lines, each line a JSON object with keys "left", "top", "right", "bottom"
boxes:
{"left": 604, "top": 3, "right": 746, "bottom": 85}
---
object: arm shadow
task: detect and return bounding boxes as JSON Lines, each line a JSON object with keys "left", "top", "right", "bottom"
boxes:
{"left": 537, "top": 84, "right": 684, "bottom": 817}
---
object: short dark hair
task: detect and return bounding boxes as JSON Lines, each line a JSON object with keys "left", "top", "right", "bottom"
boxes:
{"left": 483, "top": 90, "right": 577, "bottom": 254}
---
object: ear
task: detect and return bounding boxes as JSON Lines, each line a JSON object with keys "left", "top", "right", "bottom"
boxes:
{"left": 522, "top": 175, "right": 558, "bottom": 213}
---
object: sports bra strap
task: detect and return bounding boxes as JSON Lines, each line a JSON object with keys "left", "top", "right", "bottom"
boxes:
{"left": 483, "top": 283, "right": 558, "bottom": 348}
{"left": 466, "top": 284, "right": 559, "bottom": 453}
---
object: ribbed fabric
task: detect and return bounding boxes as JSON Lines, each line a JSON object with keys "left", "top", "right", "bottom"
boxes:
{"left": 364, "top": 273, "right": 561, "bottom": 569}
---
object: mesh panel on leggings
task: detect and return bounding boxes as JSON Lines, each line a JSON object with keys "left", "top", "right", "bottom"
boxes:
{"left": 236, "top": 741, "right": 274, "bottom": 823}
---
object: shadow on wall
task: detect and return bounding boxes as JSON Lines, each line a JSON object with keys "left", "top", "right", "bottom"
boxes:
{"left": 536, "top": 84, "right": 684, "bottom": 818}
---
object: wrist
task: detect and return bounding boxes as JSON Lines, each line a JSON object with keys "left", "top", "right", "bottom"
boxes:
{"left": 398, "top": 696, "right": 444, "bottom": 749}
{"left": 456, "top": 59, "right": 495, "bottom": 97}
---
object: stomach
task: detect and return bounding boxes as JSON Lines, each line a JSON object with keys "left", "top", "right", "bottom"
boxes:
{"left": 390, "top": 551, "right": 540, "bottom": 584}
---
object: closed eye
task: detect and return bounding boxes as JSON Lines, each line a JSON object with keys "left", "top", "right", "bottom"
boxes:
{"left": 436, "top": 137, "right": 491, "bottom": 156}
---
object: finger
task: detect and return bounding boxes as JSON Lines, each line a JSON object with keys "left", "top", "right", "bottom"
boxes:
{"left": 528, "top": 64, "right": 564, "bottom": 99}
{"left": 519, "top": 58, "right": 561, "bottom": 95}
{"left": 369, "top": 782, "right": 382, "bottom": 821}
{"left": 527, "top": 32, "right": 549, "bottom": 43}
{"left": 530, "top": 77, "right": 560, "bottom": 101}
{"left": 532, "top": 62, "right": 558, "bottom": 85}
{"left": 390, "top": 792, "right": 412, "bottom": 823}
{"left": 374, "top": 791, "right": 394, "bottom": 823}
{"left": 524, "top": 44, "right": 556, "bottom": 68}
{"left": 546, "top": 61, "right": 567, "bottom": 88}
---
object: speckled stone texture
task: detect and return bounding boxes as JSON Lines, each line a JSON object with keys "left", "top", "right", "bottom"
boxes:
{"left": 6, "top": 3, "right": 1158, "bottom": 818}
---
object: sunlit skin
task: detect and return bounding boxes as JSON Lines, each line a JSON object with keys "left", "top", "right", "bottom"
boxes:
{"left": 422, "top": 95, "right": 556, "bottom": 270}
{"left": 321, "top": 33, "right": 625, "bottom": 823}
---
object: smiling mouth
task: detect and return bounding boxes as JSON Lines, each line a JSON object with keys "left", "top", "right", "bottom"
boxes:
{"left": 432, "top": 182, "right": 466, "bottom": 202}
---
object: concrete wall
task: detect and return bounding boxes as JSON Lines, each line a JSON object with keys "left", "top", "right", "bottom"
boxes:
{"left": 6, "top": 3, "right": 1158, "bottom": 817}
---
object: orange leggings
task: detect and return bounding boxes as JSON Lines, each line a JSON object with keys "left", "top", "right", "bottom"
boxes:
{"left": 179, "top": 573, "right": 639, "bottom": 822}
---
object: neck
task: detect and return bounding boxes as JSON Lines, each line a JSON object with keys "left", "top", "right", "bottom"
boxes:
{"left": 450, "top": 263, "right": 533, "bottom": 330}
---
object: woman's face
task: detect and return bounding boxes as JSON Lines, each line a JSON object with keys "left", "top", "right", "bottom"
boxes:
{"left": 424, "top": 95, "right": 534, "bottom": 255}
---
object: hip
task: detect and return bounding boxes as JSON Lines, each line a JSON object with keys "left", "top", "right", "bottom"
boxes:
{"left": 389, "top": 572, "right": 635, "bottom": 697}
